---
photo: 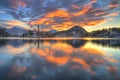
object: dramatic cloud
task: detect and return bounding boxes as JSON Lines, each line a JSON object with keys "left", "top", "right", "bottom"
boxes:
{"left": 0, "top": 20, "right": 29, "bottom": 29}
{"left": 0, "top": 0, "right": 120, "bottom": 31}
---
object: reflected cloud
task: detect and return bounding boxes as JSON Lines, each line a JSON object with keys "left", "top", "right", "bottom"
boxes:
{"left": 0, "top": 39, "right": 120, "bottom": 80}
{"left": 5, "top": 44, "right": 30, "bottom": 54}
{"left": 0, "top": 39, "right": 33, "bottom": 54}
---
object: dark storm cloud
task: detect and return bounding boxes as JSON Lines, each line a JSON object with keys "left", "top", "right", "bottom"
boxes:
{"left": 0, "top": 0, "right": 120, "bottom": 30}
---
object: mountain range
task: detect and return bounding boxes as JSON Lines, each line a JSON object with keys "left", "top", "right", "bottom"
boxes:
{"left": 31, "top": 26, "right": 87, "bottom": 37}
{"left": 0, "top": 26, "right": 28, "bottom": 37}
{"left": 0, "top": 26, "right": 120, "bottom": 38}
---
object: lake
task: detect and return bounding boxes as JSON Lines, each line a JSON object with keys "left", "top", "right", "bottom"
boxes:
{"left": 0, "top": 38, "right": 120, "bottom": 80}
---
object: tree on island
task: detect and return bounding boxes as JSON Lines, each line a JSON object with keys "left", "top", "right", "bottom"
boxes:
{"left": 27, "top": 23, "right": 41, "bottom": 37}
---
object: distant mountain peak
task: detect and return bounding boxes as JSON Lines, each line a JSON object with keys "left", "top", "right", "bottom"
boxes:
{"left": 5, "top": 26, "right": 28, "bottom": 36}
{"left": 49, "top": 30, "right": 57, "bottom": 33}
{"left": 72, "top": 26, "right": 81, "bottom": 29}
{"left": 69, "top": 26, "right": 86, "bottom": 32}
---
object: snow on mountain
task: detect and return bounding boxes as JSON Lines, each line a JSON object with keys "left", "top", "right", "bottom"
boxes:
{"left": 6, "top": 26, "right": 28, "bottom": 36}
{"left": 49, "top": 30, "right": 57, "bottom": 34}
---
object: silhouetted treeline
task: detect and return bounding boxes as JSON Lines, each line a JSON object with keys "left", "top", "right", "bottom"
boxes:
{"left": 91, "top": 27, "right": 120, "bottom": 37}
{"left": 0, "top": 28, "right": 9, "bottom": 37}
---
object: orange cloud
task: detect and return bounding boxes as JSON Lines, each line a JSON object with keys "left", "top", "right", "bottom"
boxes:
{"left": 30, "top": 18, "right": 48, "bottom": 25}
{"left": 105, "top": 12, "right": 119, "bottom": 17}
{"left": 30, "top": 48, "right": 47, "bottom": 57}
{"left": 30, "top": 42, "right": 71, "bottom": 65}
{"left": 51, "top": 42, "right": 73, "bottom": 54}
{"left": 108, "top": 3, "right": 120, "bottom": 9}
{"left": 29, "top": 0, "right": 102, "bottom": 31}
{"left": 107, "top": 18, "right": 114, "bottom": 20}
{"left": 80, "top": 48, "right": 105, "bottom": 56}
{"left": 46, "top": 10, "right": 71, "bottom": 18}
{"left": 73, "top": 5, "right": 92, "bottom": 17}
{"left": 73, "top": 58, "right": 90, "bottom": 68}
{"left": 30, "top": 49, "right": 69, "bottom": 65}
{"left": 4, "top": 20, "right": 29, "bottom": 29}
{"left": 46, "top": 56, "right": 69, "bottom": 65}
{"left": 27, "top": 0, "right": 119, "bottom": 31}
{"left": 95, "top": 12, "right": 106, "bottom": 16}
{"left": 44, "top": 20, "right": 55, "bottom": 25}
{"left": 6, "top": 43, "right": 30, "bottom": 54}
{"left": 73, "top": 0, "right": 97, "bottom": 17}
{"left": 51, "top": 18, "right": 107, "bottom": 30}
{"left": 81, "top": 19, "right": 107, "bottom": 26}
{"left": 107, "top": 58, "right": 118, "bottom": 63}
{"left": 29, "top": 17, "right": 107, "bottom": 31}
{"left": 29, "top": 40, "right": 106, "bottom": 67}
{"left": 52, "top": 22, "right": 75, "bottom": 31}
{"left": 30, "top": 9, "right": 70, "bottom": 26}
{"left": 1, "top": 20, "right": 30, "bottom": 29}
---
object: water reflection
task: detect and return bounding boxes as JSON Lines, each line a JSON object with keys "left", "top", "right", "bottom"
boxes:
{"left": 92, "top": 39, "right": 120, "bottom": 49}
{"left": 0, "top": 39, "right": 120, "bottom": 80}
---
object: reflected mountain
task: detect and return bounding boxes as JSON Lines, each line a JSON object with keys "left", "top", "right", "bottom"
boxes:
{"left": 0, "top": 39, "right": 87, "bottom": 49}
{"left": 0, "top": 39, "right": 8, "bottom": 47}
{"left": 44, "top": 39, "right": 87, "bottom": 48}
{"left": 91, "top": 39, "right": 120, "bottom": 49}
{"left": 65, "top": 40, "right": 87, "bottom": 48}
{"left": 0, "top": 39, "right": 40, "bottom": 48}
{"left": 1, "top": 39, "right": 120, "bottom": 49}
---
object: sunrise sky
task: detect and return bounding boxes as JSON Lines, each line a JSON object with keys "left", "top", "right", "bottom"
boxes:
{"left": 0, "top": 0, "right": 120, "bottom": 32}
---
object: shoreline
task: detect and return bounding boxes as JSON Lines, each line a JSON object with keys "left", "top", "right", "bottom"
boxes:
{"left": 0, "top": 37, "right": 120, "bottom": 40}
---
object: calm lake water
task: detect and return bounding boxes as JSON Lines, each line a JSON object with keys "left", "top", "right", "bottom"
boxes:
{"left": 0, "top": 38, "right": 120, "bottom": 80}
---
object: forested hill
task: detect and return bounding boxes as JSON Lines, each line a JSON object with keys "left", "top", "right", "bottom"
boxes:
{"left": 91, "top": 27, "right": 120, "bottom": 38}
